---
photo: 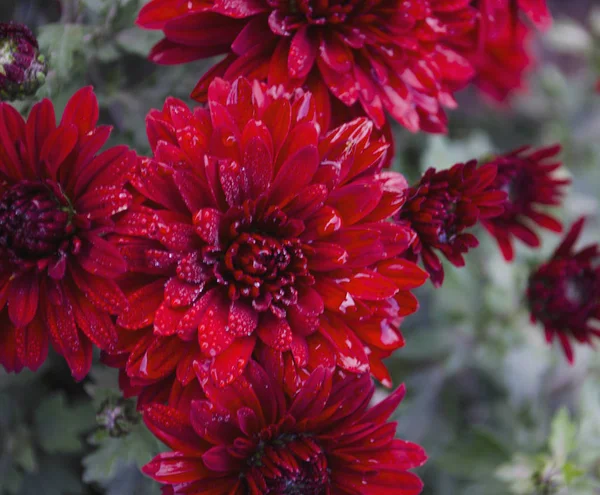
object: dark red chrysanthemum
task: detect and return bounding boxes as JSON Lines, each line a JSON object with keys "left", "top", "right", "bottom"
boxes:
{"left": 527, "top": 218, "right": 600, "bottom": 363}
{"left": 136, "top": 0, "right": 477, "bottom": 133}
{"left": 396, "top": 161, "right": 506, "bottom": 286}
{"left": 143, "top": 360, "right": 427, "bottom": 495}
{"left": 481, "top": 145, "right": 570, "bottom": 261}
{"left": 469, "top": 12, "right": 532, "bottom": 102}
{"left": 0, "top": 88, "right": 135, "bottom": 380}
{"left": 110, "top": 76, "right": 427, "bottom": 397}
{"left": 467, "top": 0, "right": 551, "bottom": 101}
{"left": 0, "top": 22, "right": 48, "bottom": 101}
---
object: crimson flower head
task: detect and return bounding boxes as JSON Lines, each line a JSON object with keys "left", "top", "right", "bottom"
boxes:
{"left": 136, "top": 0, "right": 477, "bottom": 133}
{"left": 468, "top": 0, "right": 551, "bottom": 101}
{"left": 143, "top": 360, "right": 427, "bottom": 495}
{"left": 481, "top": 145, "right": 569, "bottom": 261}
{"left": 469, "top": 13, "right": 532, "bottom": 102}
{"left": 527, "top": 218, "right": 600, "bottom": 364}
{"left": 396, "top": 161, "right": 506, "bottom": 286}
{"left": 0, "top": 87, "right": 135, "bottom": 380}
{"left": 0, "top": 22, "right": 48, "bottom": 101}
{"left": 112, "top": 76, "right": 427, "bottom": 398}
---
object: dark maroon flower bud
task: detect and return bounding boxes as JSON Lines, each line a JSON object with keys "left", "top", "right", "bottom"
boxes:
{"left": 396, "top": 161, "right": 507, "bottom": 287}
{"left": 0, "top": 23, "right": 47, "bottom": 101}
{"left": 527, "top": 218, "right": 600, "bottom": 364}
{"left": 482, "top": 145, "right": 570, "bottom": 261}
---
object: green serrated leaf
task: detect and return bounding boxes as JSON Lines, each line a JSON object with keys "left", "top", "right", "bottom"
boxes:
{"left": 83, "top": 423, "right": 164, "bottom": 485}
{"left": 34, "top": 392, "right": 95, "bottom": 454}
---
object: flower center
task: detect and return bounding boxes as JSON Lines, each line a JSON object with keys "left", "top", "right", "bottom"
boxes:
{"left": 247, "top": 434, "right": 329, "bottom": 495}
{"left": 437, "top": 198, "right": 459, "bottom": 245}
{"left": 274, "top": 0, "right": 360, "bottom": 24}
{"left": 0, "top": 180, "right": 73, "bottom": 261}
{"left": 203, "top": 200, "right": 312, "bottom": 317}
{"left": 564, "top": 277, "right": 585, "bottom": 306}
{"left": 497, "top": 165, "right": 536, "bottom": 220}
{"left": 528, "top": 260, "right": 598, "bottom": 325}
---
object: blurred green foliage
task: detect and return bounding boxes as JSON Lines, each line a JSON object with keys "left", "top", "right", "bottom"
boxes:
{"left": 0, "top": 0, "right": 599, "bottom": 494}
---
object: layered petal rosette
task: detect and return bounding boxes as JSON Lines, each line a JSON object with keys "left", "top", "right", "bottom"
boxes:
{"left": 143, "top": 360, "right": 427, "bottom": 494}
{"left": 111, "top": 77, "right": 427, "bottom": 398}
{"left": 396, "top": 161, "right": 506, "bottom": 286}
{"left": 136, "top": 0, "right": 477, "bottom": 133}
{"left": 481, "top": 145, "right": 570, "bottom": 261}
{"left": 527, "top": 218, "right": 600, "bottom": 363}
{"left": 0, "top": 87, "right": 135, "bottom": 380}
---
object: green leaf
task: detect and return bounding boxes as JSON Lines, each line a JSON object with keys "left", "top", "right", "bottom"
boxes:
{"left": 83, "top": 423, "right": 164, "bottom": 485}
{"left": 562, "top": 462, "right": 585, "bottom": 484}
{"left": 104, "top": 465, "right": 161, "bottom": 495}
{"left": 84, "top": 366, "right": 122, "bottom": 408}
{"left": 549, "top": 407, "right": 577, "bottom": 464}
{"left": 81, "top": 0, "right": 111, "bottom": 14}
{"left": 0, "top": 463, "right": 23, "bottom": 495}
{"left": 17, "top": 457, "right": 82, "bottom": 495}
{"left": 34, "top": 392, "right": 95, "bottom": 454}
{"left": 37, "top": 24, "right": 87, "bottom": 83}
{"left": 437, "top": 428, "right": 512, "bottom": 479}
{"left": 116, "top": 28, "right": 163, "bottom": 57}
{"left": 11, "top": 426, "right": 37, "bottom": 473}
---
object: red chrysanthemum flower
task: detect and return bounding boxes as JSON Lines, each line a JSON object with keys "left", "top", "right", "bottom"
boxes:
{"left": 111, "top": 77, "right": 427, "bottom": 397}
{"left": 0, "top": 88, "right": 135, "bottom": 380}
{"left": 468, "top": 0, "right": 551, "bottom": 101}
{"left": 481, "top": 145, "right": 570, "bottom": 261}
{"left": 136, "top": 0, "right": 477, "bottom": 133}
{"left": 469, "top": 13, "right": 532, "bottom": 102}
{"left": 396, "top": 161, "right": 506, "bottom": 286}
{"left": 527, "top": 218, "right": 600, "bottom": 363}
{"left": 143, "top": 360, "right": 427, "bottom": 495}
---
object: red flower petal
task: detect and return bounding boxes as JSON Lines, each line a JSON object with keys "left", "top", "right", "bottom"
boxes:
{"left": 257, "top": 313, "right": 293, "bottom": 351}
{"left": 61, "top": 86, "right": 99, "bottom": 137}
{"left": 15, "top": 318, "right": 48, "bottom": 371}
{"left": 144, "top": 404, "right": 208, "bottom": 453}
{"left": 209, "top": 335, "right": 256, "bottom": 387}
{"left": 78, "top": 235, "right": 127, "bottom": 279}
{"left": 8, "top": 272, "right": 39, "bottom": 328}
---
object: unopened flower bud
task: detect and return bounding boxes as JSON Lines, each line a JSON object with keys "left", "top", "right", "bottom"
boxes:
{"left": 96, "top": 398, "right": 140, "bottom": 438}
{"left": 0, "top": 23, "right": 47, "bottom": 101}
